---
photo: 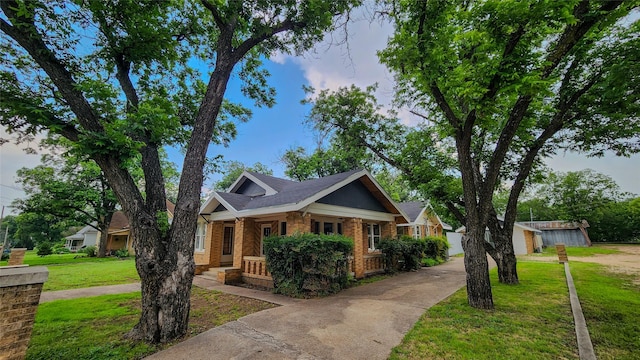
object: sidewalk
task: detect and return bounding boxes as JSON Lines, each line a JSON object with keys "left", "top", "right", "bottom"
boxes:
{"left": 147, "top": 257, "right": 469, "bottom": 360}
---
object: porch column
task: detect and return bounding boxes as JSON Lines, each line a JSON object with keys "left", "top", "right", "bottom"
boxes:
{"left": 381, "top": 221, "right": 397, "bottom": 239}
{"left": 208, "top": 221, "right": 224, "bottom": 267}
{"left": 344, "top": 217, "right": 364, "bottom": 279}
{"left": 285, "top": 211, "right": 312, "bottom": 235}
{"left": 232, "top": 218, "right": 255, "bottom": 269}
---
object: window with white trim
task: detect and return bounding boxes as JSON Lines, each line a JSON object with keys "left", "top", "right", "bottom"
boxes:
{"left": 367, "top": 223, "right": 381, "bottom": 251}
{"left": 195, "top": 222, "right": 206, "bottom": 252}
{"left": 413, "top": 225, "right": 421, "bottom": 239}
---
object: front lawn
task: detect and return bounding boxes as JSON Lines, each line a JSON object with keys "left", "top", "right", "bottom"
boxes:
{"left": 570, "top": 262, "right": 640, "bottom": 359}
{"left": 390, "top": 261, "right": 576, "bottom": 359}
{"left": 43, "top": 258, "right": 139, "bottom": 291}
{"left": 534, "top": 244, "right": 621, "bottom": 257}
{"left": 390, "top": 260, "right": 639, "bottom": 359}
{"left": 27, "top": 287, "right": 277, "bottom": 359}
{"left": 1, "top": 250, "right": 121, "bottom": 266}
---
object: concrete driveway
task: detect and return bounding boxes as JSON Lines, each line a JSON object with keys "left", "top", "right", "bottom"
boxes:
{"left": 147, "top": 257, "right": 468, "bottom": 360}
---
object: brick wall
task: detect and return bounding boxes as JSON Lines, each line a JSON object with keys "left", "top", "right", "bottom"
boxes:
{"left": 0, "top": 266, "right": 48, "bottom": 360}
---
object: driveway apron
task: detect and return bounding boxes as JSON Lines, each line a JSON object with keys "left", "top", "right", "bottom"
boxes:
{"left": 147, "top": 257, "right": 468, "bottom": 360}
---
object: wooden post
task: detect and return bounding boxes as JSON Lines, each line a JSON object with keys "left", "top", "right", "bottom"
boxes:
{"left": 556, "top": 244, "right": 568, "bottom": 263}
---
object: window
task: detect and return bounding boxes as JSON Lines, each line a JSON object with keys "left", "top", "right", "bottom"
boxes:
{"left": 222, "top": 226, "right": 234, "bottom": 255}
{"left": 413, "top": 225, "right": 421, "bottom": 239}
{"left": 195, "top": 222, "right": 206, "bottom": 252}
{"left": 280, "top": 221, "right": 287, "bottom": 236}
{"left": 260, "top": 224, "right": 271, "bottom": 256}
{"left": 312, "top": 219, "right": 343, "bottom": 235}
{"left": 367, "top": 224, "right": 380, "bottom": 251}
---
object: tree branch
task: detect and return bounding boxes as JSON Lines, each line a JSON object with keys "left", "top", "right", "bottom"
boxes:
{"left": 200, "top": 0, "right": 227, "bottom": 29}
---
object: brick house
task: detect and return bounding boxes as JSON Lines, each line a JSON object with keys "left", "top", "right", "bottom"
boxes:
{"left": 194, "top": 169, "right": 410, "bottom": 287}
{"left": 396, "top": 201, "right": 452, "bottom": 238}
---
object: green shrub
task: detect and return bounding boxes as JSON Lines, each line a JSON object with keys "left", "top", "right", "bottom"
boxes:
{"left": 53, "top": 243, "right": 71, "bottom": 254}
{"left": 424, "top": 236, "right": 449, "bottom": 261}
{"left": 114, "top": 248, "right": 129, "bottom": 258}
{"left": 37, "top": 242, "right": 53, "bottom": 257}
{"left": 83, "top": 246, "right": 97, "bottom": 257}
{"left": 379, "top": 236, "right": 426, "bottom": 273}
{"left": 264, "top": 233, "right": 353, "bottom": 297}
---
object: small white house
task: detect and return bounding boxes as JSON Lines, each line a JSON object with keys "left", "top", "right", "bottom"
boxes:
{"left": 448, "top": 221, "right": 542, "bottom": 256}
{"left": 64, "top": 224, "right": 98, "bottom": 251}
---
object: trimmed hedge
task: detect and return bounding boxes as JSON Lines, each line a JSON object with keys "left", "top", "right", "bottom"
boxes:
{"left": 423, "top": 236, "right": 449, "bottom": 263}
{"left": 378, "top": 236, "right": 426, "bottom": 273}
{"left": 264, "top": 233, "right": 353, "bottom": 297}
{"left": 379, "top": 235, "right": 450, "bottom": 272}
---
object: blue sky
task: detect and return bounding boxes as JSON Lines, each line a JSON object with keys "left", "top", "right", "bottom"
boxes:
{"left": 2, "top": 9, "right": 639, "bottom": 213}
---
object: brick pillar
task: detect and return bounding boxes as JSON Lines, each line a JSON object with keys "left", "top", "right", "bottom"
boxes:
{"left": 232, "top": 218, "right": 255, "bottom": 268}
{"left": 285, "top": 212, "right": 312, "bottom": 235}
{"left": 344, "top": 218, "right": 364, "bottom": 279}
{"left": 381, "top": 221, "right": 397, "bottom": 239}
{"left": 0, "top": 266, "right": 48, "bottom": 360}
{"left": 208, "top": 221, "right": 224, "bottom": 267}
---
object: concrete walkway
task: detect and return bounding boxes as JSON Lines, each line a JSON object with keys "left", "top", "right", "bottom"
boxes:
{"left": 147, "top": 257, "right": 469, "bottom": 360}
{"left": 40, "top": 282, "right": 142, "bottom": 303}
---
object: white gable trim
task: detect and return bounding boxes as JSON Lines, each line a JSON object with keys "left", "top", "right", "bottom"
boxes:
{"left": 307, "top": 203, "right": 398, "bottom": 222}
{"left": 227, "top": 171, "right": 278, "bottom": 195}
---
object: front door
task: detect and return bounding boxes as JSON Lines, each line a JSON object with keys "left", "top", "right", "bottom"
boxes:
{"left": 221, "top": 225, "right": 234, "bottom": 265}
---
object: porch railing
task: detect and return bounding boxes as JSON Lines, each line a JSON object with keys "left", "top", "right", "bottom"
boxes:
{"left": 364, "top": 253, "right": 384, "bottom": 274}
{"left": 348, "top": 253, "right": 385, "bottom": 275}
{"left": 242, "top": 256, "right": 272, "bottom": 280}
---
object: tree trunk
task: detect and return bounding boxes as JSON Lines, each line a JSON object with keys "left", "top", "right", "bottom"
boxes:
{"left": 96, "top": 212, "right": 114, "bottom": 258}
{"left": 125, "top": 215, "right": 195, "bottom": 342}
{"left": 494, "top": 231, "right": 518, "bottom": 284}
{"left": 461, "top": 228, "right": 494, "bottom": 309}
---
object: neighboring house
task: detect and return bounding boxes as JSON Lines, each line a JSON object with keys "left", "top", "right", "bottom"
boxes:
{"left": 195, "top": 169, "right": 410, "bottom": 286}
{"left": 449, "top": 221, "right": 543, "bottom": 256}
{"left": 396, "top": 201, "right": 452, "bottom": 238}
{"left": 64, "top": 224, "right": 99, "bottom": 251}
{"left": 64, "top": 201, "right": 175, "bottom": 255}
{"left": 519, "top": 220, "right": 591, "bottom": 247}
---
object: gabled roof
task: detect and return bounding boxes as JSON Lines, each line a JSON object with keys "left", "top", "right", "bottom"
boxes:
{"left": 201, "top": 169, "right": 409, "bottom": 222}
{"left": 65, "top": 224, "right": 98, "bottom": 240}
{"left": 397, "top": 201, "right": 453, "bottom": 230}
{"left": 397, "top": 201, "right": 426, "bottom": 223}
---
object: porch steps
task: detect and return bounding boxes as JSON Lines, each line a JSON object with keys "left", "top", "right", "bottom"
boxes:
{"left": 199, "top": 267, "right": 241, "bottom": 285}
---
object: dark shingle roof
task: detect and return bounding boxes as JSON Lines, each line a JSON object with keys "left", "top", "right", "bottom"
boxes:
{"left": 222, "top": 169, "right": 363, "bottom": 211}
{"left": 397, "top": 201, "right": 426, "bottom": 222}
{"left": 245, "top": 171, "right": 297, "bottom": 192}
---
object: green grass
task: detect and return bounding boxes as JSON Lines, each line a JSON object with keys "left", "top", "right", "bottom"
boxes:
{"left": 533, "top": 244, "right": 621, "bottom": 257}
{"left": 27, "top": 292, "right": 156, "bottom": 360}
{"left": 1, "top": 250, "right": 121, "bottom": 266}
{"left": 43, "top": 259, "right": 139, "bottom": 291}
{"left": 27, "top": 287, "right": 277, "bottom": 360}
{"left": 570, "top": 262, "right": 640, "bottom": 360}
{"left": 390, "top": 261, "right": 577, "bottom": 359}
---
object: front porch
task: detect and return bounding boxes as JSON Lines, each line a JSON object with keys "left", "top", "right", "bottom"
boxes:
{"left": 194, "top": 211, "right": 393, "bottom": 287}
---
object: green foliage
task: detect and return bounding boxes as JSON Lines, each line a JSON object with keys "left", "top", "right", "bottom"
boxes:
{"left": 36, "top": 242, "right": 52, "bottom": 257}
{"left": 423, "top": 236, "right": 450, "bottom": 263}
{"left": 114, "top": 248, "right": 129, "bottom": 258}
{"left": 378, "top": 236, "right": 426, "bottom": 273}
{"left": 52, "top": 243, "right": 71, "bottom": 254}
{"left": 83, "top": 245, "right": 97, "bottom": 257}
{"left": 264, "top": 233, "right": 353, "bottom": 297}
{"left": 517, "top": 169, "right": 638, "bottom": 242}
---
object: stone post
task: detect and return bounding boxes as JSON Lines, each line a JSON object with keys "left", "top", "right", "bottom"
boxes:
{"left": 0, "top": 266, "right": 48, "bottom": 360}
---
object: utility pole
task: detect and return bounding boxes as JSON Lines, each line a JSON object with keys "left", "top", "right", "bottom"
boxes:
{"left": 530, "top": 207, "right": 533, "bottom": 222}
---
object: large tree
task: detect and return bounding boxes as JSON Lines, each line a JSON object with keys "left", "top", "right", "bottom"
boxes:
{"left": 14, "top": 152, "right": 118, "bottom": 257}
{"left": 305, "top": 0, "right": 639, "bottom": 309}
{"left": 1, "top": 0, "right": 360, "bottom": 343}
